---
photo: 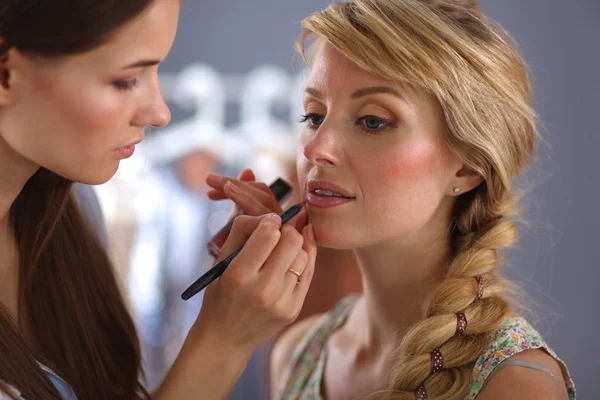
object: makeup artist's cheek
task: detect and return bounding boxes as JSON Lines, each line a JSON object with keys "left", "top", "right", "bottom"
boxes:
{"left": 74, "top": 96, "right": 123, "bottom": 132}
{"left": 52, "top": 81, "right": 120, "bottom": 134}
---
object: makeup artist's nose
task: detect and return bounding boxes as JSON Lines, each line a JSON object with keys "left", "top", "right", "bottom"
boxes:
{"left": 303, "top": 123, "right": 343, "bottom": 167}
{"left": 133, "top": 79, "right": 171, "bottom": 128}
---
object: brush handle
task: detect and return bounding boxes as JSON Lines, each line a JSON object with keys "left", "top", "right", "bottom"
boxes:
{"left": 181, "top": 203, "right": 304, "bottom": 300}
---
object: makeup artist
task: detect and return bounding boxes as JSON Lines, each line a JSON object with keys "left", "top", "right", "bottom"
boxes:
{"left": 0, "top": 1, "right": 316, "bottom": 399}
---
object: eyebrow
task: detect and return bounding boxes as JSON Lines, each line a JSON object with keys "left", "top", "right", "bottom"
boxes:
{"left": 123, "top": 59, "right": 161, "bottom": 69}
{"left": 305, "top": 86, "right": 406, "bottom": 102}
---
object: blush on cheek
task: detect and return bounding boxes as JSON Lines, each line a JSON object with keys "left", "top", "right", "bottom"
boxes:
{"left": 36, "top": 70, "right": 121, "bottom": 133}
{"left": 375, "top": 140, "right": 442, "bottom": 182}
{"left": 74, "top": 95, "right": 123, "bottom": 132}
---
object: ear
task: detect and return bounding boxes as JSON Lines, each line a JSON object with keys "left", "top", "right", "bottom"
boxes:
{"left": 450, "top": 164, "right": 484, "bottom": 196}
{"left": 0, "top": 47, "right": 13, "bottom": 106}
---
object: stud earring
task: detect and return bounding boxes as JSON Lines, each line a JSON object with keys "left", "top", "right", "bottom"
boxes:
{"left": 453, "top": 187, "right": 460, "bottom": 194}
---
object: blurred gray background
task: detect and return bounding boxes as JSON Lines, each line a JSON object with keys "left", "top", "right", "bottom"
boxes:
{"left": 160, "top": 0, "right": 599, "bottom": 397}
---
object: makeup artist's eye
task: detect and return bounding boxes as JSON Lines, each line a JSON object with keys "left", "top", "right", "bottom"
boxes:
{"left": 356, "top": 115, "right": 397, "bottom": 133}
{"left": 300, "top": 113, "right": 325, "bottom": 129}
{"left": 113, "top": 78, "right": 139, "bottom": 91}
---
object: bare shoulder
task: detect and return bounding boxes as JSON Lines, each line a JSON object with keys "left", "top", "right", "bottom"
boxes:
{"left": 270, "top": 314, "right": 323, "bottom": 399}
{"left": 477, "top": 349, "right": 569, "bottom": 400}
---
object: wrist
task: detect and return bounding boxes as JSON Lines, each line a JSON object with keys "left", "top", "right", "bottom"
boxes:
{"left": 155, "top": 325, "right": 255, "bottom": 400}
{"left": 186, "top": 322, "right": 255, "bottom": 367}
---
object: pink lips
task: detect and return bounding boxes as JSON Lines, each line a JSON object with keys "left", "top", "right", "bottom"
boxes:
{"left": 113, "top": 137, "right": 143, "bottom": 159}
{"left": 306, "top": 179, "right": 355, "bottom": 209}
{"left": 113, "top": 145, "right": 135, "bottom": 159}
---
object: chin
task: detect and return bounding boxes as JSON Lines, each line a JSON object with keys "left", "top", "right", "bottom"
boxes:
{"left": 66, "top": 164, "right": 119, "bottom": 186}
{"left": 312, "top": 223, "right": 361, "bottom": 250}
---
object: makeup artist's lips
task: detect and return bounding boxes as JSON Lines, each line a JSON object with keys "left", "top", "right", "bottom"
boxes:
{"left": 113, "top": 137, "right": 143, "bottom": 159}
{"left": 113, "top": 145, "right": 136, "bottom": 159}
{"left": 306, "top": 179, "right": 355, "bottom": 209}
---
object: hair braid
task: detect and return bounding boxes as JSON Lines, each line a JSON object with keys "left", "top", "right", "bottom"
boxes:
{"left": 378, "top": 191, "right": 519, "bottom": 399}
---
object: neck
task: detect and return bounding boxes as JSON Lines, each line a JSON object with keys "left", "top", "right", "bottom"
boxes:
{"left": 347, "top": 211, "right": 454, "bottom": 353}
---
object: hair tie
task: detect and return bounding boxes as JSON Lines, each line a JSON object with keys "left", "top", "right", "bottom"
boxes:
{"left": 455, "top": 312, "right": 467, "bottom": 336}
{"left": 474, "top": 275, "right": 484, "bottom": 301}
{"left": 415, "top": 384, "right": 428, "bottom": 399}
{"left": 430, "top": 348, "right": 444, "bottom": 373}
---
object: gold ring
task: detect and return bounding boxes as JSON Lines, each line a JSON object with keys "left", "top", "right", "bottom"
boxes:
{"left": 287, "top": 268, "right": 302, "bottom": 283}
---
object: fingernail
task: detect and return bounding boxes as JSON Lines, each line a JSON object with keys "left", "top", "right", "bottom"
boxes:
{"left": 225, "top": 182, "right": 239, "bottom": 194}
{"left": 269, "top": 214, "right": 282, "bottom": 225}
{"left": 307, "top": 223, "right": 314, "bottom": 240}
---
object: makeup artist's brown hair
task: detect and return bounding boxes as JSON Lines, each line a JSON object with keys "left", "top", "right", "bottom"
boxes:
{"left": 0, "top": 1, "right": 156, "bottom": 399}
{"left": 297, "top": 0, "right": 536, "bottom": 399}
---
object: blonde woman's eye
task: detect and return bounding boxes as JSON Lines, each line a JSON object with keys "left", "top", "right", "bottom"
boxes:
{"left": 300, "top": 113, "right": 325, "bottom": 128}
{"left": 357, "top": 115, "right": 397, "bottom": 133}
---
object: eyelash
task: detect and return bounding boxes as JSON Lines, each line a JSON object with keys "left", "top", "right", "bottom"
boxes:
{"left": 300, "top": 113, "right": 397, "bottom": 134}
{"left": 113, "top": 78, "right": 139, "bottom": 91}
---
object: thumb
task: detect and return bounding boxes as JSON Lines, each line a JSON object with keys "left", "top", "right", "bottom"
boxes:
{"left": 238, "top": 168, "right": 256, "bottom": 182}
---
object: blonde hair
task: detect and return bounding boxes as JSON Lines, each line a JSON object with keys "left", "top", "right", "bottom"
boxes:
{"left": 296, "top": 0, "right": 537, "bottom": 398}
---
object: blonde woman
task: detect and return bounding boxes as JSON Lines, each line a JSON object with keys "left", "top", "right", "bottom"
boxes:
{"left": 206, "top": 0, "right": 576, "bottom": 398}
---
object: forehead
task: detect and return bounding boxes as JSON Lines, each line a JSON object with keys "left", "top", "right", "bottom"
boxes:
{"left": 303, "top": 40, "right": 446, "bottom": 128}
{"left": 79, "top": 0, "right": 180, "bottom": 67}
{"left": 306, "top": 41, "right": 394, "bottom": 91}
